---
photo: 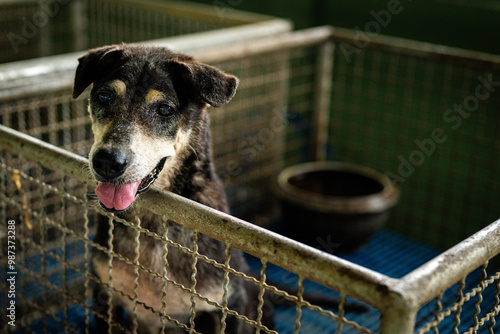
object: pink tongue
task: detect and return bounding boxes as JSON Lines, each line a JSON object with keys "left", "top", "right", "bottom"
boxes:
{"left": 95, "top": 181, "right": 141, "bottom": 211}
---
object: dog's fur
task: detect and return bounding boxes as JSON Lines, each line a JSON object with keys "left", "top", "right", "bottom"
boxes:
{"left": 73, "top": 44, "right": 271, "bottom": 333}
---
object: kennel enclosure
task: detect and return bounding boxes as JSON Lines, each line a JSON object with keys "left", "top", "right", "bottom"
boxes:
{"left": 1, "top": 121, "right": 498, "bottom": 333}
{"left": 0, "top": 22, "right": 499, "bottom": 334}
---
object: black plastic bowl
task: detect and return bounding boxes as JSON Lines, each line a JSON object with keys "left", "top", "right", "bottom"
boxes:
{"left": 276, "top": 162, "right": 399, "bottom": 253}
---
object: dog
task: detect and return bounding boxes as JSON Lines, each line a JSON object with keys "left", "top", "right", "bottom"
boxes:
{"left": 73, "top": 44, "right": 273, "bottom": 333}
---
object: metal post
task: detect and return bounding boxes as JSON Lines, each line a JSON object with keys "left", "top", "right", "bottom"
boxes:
{"left": 379, "top": 307, "right": 418, "bottom": 334}
{"left": 38, "top": 0, "right": 51, "bottom": 57}
{"left": 71, "top": 0, "right": 88, "bottom": 51}
{"left": 312, "top": 38, "right": 334, "bottom": 161}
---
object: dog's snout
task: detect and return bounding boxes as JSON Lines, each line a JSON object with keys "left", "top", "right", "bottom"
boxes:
{"left": 92, "top": 148, "right": 129, "bottom": 179}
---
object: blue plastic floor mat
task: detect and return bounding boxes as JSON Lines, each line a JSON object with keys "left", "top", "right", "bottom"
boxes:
{"left": 4, "top": 230, "right": 499, "bottom": 333}
{"left": 243, "top": 230, "right": 439, "bottom": 334}
{"left": 245, "top": 230, "right": 499, "bottom": 333}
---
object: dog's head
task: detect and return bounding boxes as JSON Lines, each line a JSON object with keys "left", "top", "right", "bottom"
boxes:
{"left": 73, "top": 44, "right": 238, "bottom": 212}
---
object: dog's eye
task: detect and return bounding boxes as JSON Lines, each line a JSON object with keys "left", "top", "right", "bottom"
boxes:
{"left": 157, "top": 104, "right": 175, "bottom": 117}
{"left": 97, "top": 92, "right": 112, "bottom": 104}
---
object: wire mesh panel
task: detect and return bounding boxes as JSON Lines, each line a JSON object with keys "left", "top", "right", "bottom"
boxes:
{"left": 328, "top": 29, "right": 500, "bottom": 251}
{"left": 85, "top": 0, "right": 249, "bottom": 50}
{"left": 0, "top": 89, "right": 89, "bottom": 155}
{"left": 0, "top": 0, "right": 275, "bottom": 63}
{"left": 0, "top": 129, "right": 378, "bottom": 334}
{"left": 207, "top": 53, "right": 289, "bottom": 224}
{"left": 414, "top": 265, "right": 500, "bottom": 334}
{"left": 0, "top": 0, "right": 44, "bottom": 63}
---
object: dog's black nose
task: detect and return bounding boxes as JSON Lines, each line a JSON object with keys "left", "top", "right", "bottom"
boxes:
{"left": 92, "top": 148, "right": 129, "bottom": 179}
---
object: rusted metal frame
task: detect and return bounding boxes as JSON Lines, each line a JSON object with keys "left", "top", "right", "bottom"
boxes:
{"left": 0, "top": 27, "right": 325, "bottom": 104}
{"left": 397, "top": 219, "right": 500, "bottom": 307}
{"left": 330, "top": 26, "right": 500, "bottom": 70}
{"left": 0, "top": 19, "right": 292, "bottom": 89}
{"left": 379, "top": 219, "right": 500, "bottom": 334}
{"left": 189, "top": 26, "right": 335, "bottom": 64}
{"left": 0, "top": 24, "right": 321, "bottom": 101}
{"left": 0, "top": 51, "right": 84, "bottom": 90}
{"left": 137, "top": 189, "right": 401, "bottom": 310}
{"left": 0, "top": 78, "right": 74, "bottom": 103}
{"left": 147, "top": 19, "right": 294, "bottom": 55}
{"left": 379, "top": 307, "right": 419, "bottom": 334}
{"left": 6, "top": 23, "right": 498, "bottom": 90}
{"left": 0, "top": 124, "right": 399, "bottom": 311}
{"left": 0, "top": 124, "right": 93, "bottom": 187}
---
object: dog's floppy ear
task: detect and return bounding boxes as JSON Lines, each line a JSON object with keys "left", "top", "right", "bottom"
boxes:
{"left": 73, "top": 45, "right": 125, "bottom": 99}
{"left": 172, "top": 59, "right": 239, "bottom": 107}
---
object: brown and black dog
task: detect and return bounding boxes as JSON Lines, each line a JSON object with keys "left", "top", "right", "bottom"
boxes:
{"left": 73, "top": 44, "right": 271, "bottom": 333}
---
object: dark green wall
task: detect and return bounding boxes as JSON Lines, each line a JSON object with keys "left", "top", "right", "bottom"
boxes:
{"left": 193, "top": 0, "right": 500, "bottom": 55}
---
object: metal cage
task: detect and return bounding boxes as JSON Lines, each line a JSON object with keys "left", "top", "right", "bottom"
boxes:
{"left": 0, "top": 26, "right": 499, "bottom": 334}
